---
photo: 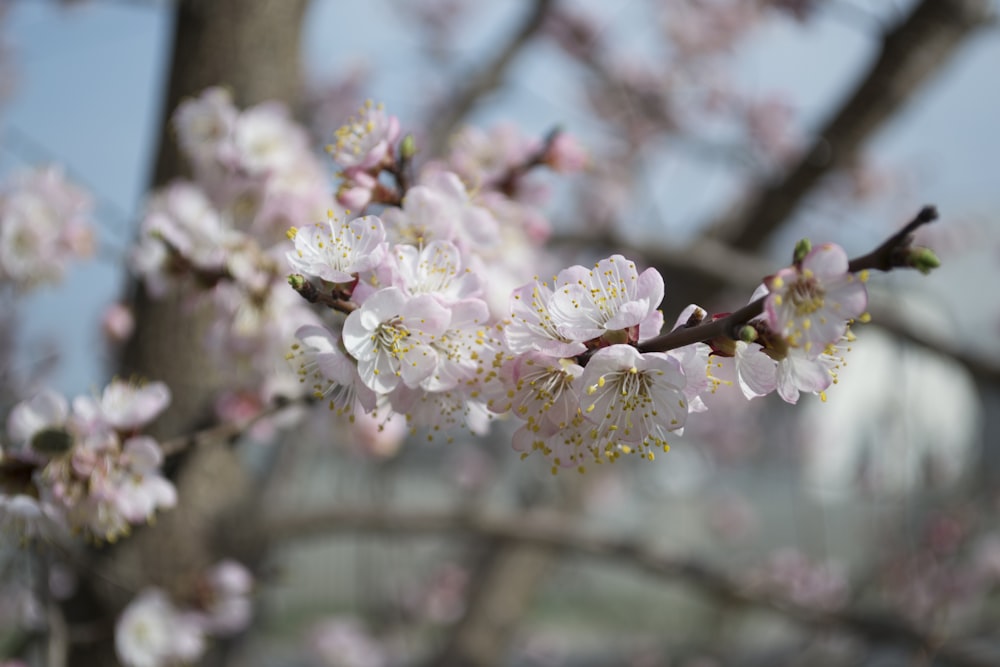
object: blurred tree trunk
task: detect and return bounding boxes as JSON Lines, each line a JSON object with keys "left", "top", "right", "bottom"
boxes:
{"left": 123, "top": 0, "right": 310, "bottom": 432}
{"left": 67, "top": 2, "right": 309, "bottom": 665}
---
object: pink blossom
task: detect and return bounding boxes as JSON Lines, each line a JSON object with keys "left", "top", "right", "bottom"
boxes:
{"left": 311, "top": 617, "right": 387, "bottom": 667}
{"left": 286, "top": 212, "right": 388, "bottom": 284}
{"left": 116, "top": 589, "right": 206, "bottom": 667}
{"left": 504, "top": 274, "right": 589, "bottom": 358}
{"left": 504, "top": 352, "right": 584, "bottom": 432}
{"left": 102, "top": 303, "right": 136, "bottom": 343}
{"left": 7, "top": 389, "right": 69, "bottom": 448}
{"left": 173, "top": 87, "right": 238, "bottom": 169}
{"left": 580, "top": 345, "right": 688, "bottom": 453}
{"left": 388, "top": 171, "right": 500, "bottom": 251}
{"left": 0, "top": 493, "right": 67, "bottom": 544}
{"left": 385, "top": 240, "right": 482, "bottom": 302}
{"left": 194, "top": 559, "right": 254, "bottom": 636}
{"left": 327, "top": 100, "right": 400, "bottom": 171}
{"left": 291, "top": 324, "right": 376, "bottom": 414}
{"left": 549, "top": 255, "right": 664, "bottom": 343}
{"left": 76, "top": 379, "right": 171, "bottom": 432}
{"left": 341, "top": 287, "right": 451, "bottom": 394}
{"left": 764, "top": 243, "right": 867, "bottom": 356}
{"left": 0, "top": 166, "right": 93, "bottom": 290}
{"left": 542, "top": 131, "right": 589, "bottom": 172}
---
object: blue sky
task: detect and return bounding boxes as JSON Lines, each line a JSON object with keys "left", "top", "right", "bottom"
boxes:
{"left": 3, "top": 0, "right": 998, "bottom": 395}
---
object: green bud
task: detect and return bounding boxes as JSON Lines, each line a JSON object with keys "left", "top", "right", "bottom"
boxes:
{"left": 602, "top": 329, "right": 630, "bottom": 346}
{"left": 400, "top": 134, "right": 417, "bottom": 160}
{"left": 288, "top": 273, "right": 307, "bottom": 290}
{"left": 792, "top": 238, "right": 812, "bottom": 265}
{"left": 908, "top": 247, "right": 941, "bottom": 275}
{"left": 738, "top": 325, "right": 758, "bottom": 343}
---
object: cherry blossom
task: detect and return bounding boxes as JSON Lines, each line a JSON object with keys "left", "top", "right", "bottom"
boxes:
{"left": 6, "top": 389, "right": 69, "bottom": 450}
{"left": 385, "top": 239, "right": 482, "bottom": 302}
{"left": 580, "top": 344, "right": 688, "bottom": 455}
{"left": 764, "top": 243, "right": 867, "bottom": 356}
{"left": 286, "top": 212, "right": 388, "bottom": 284}
{"left": 549, "top": 254, "right": 664, "bottom": 343}
{"left": 341, "top": 287, "right": 451, "bottom": 394}
{"left": 115, "top": 589, "right": 205, "bottom": 667}
{"left": 0, "top": 166, "right": 93, "bottom": 290}
{"left": 291, "top": 323, "right": 377, "bottom": 414}
{"left": 327, "top": 99, "right": 400, "bottom": 171}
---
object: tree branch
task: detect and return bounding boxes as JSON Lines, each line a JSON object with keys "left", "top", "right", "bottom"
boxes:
{"left": 707, "top": 0, "right": 993, "bottom": 252}
{"left": 258, "top": 506, "right": 997, "bottom": 667}
{"left": 425, "top": 0, "right": 556, "bottom": 154}
{"left": 631, "top": 206, "right": 937, "bottom": 355}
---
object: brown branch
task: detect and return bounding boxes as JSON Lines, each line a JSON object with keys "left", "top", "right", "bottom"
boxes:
{"left": 707, "top": 0, "right": 993, "bottom": 252}
{"left": 159, "top": 394, "right": 311, "bottom": 457}
{"left": 425, "top": 0, "right": 557, "bottom": 154}
{"left": 555, "top": 214, "right": 1000, "bottom": 384}
{"left": 632, "top": 206, "right": 936, "bottom": 355}
{"left": 257, "top": 506, "right": 996, "bottom": 667}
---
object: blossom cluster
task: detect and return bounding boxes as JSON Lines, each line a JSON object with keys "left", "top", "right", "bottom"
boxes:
{"left": 127, "top": 93, "right": 884, "bottom": 472}
{"left": 0, "top": 166, "right": 93, "bottom": 290}
{"left": 282, "top": 103, "right": 872, "bottom": 473}
{"left": 115, "top": 559, "right": 254, "bottom": 667}
{"left": 0, "top": 379, "right": 175, "bottom": 542}
{"left": 131, "top": 88, "right": 327, "bottom": 391}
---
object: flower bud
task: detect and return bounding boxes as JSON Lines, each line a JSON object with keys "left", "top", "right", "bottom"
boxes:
{"left": 400, "top": 134, "right": 417, "bottom": 160}
{"left": 907, "top": 246, "right": 941, "bottom": 275}
{"left": 792, "top": 238, "right": 812, "bottom": 265}
{"left": 738, "top": 325, "right": 758, "bottom": 343}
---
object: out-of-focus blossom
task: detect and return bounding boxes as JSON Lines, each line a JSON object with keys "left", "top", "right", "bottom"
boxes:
{"left": 385, "top": 171, "right": 500, "bottom": 252}
{"left": 746, "top": 548, "right": 847, "bottom": 610}
{"left": 226, "top": 103, "right": 309, "bottom": 177}
{"left": 102, "top": 303, "right": 136, "bottom": 343}
{"left": 194, "top": 559, "right": 254, "bottom": 636}
{"left": 174, "top": 87, "right": 238, "bottom": 170}
{"left": 311, "top": 617, "right": 388, "bottom": 667}
{"left": 541, "top": 131, "right": 589, "bottom": 173}
{"left": 0, "top": 166, "right": 93, "bottom": 290}
{"left": 347, "top": 402, "right": 407, "bottom": 459}
{"left": 7, "top": 388, "right": 69, "bottom": 450}
{"left": 0, "top": 493, "right": 66, "bottom": 544}
{"left": 4, "top": 380, "right": 177, "bottom": 542}
{"left": 327, "top": 100, "right": 400, "bottom": 171}
{"left": 116, "top": 588, "right": 205, "bottom": 667}
{"left": 73, "top": 379, "right": 171, "bottom": 433}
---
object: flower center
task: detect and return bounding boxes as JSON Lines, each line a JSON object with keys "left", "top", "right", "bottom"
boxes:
{"left": 789, "top": 276, "right": 824, "bottom": 316}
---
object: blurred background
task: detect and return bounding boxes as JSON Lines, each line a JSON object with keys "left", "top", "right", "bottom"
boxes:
{"left": 2, "top": 0, "right": 1000, "bottom": 666}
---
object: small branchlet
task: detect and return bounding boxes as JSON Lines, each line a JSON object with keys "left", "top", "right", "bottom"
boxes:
{"left": 287, "top": 274, "right": 358, "bottom": 314}
{"left": 635, "top": 206, "right": 941, "bottom": 357}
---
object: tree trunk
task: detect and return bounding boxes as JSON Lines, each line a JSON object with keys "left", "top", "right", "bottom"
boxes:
{"left": 67, "top": 2, "right": 309, "bottom": 665}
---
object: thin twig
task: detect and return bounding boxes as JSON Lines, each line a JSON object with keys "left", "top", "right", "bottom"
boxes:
{"left": 159, "top": 394, "right": 311, "bottom": 456}
{"left": 634, "top": 206, "right": 937, "bottom": 355}
{"left": 426, "top": 0, "right": 557, "bottom": 153}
